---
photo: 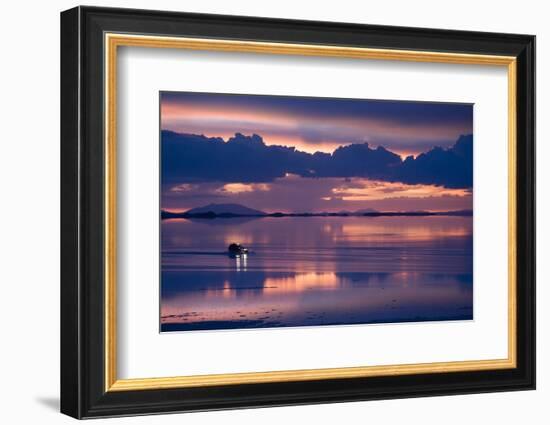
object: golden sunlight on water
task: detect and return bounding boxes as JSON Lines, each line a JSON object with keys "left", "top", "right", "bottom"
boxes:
{"left": 338, "top": 218, "right": 471, "bottom": 243}
{"left": 263, "top": 272, "right": 341, "bottom": 293}
{"left": 199, "top": 273, "right": 341, "bottom": 300}
{"left": 161, "top": 271, "right": 472, "bottom": 327}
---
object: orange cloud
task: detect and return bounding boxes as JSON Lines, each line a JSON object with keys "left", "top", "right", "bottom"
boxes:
{"left": 330, "top": 180, "right": 470, "bottom": 202}
{"left": 217, "top": 183, "right": 271, "bottom": 194}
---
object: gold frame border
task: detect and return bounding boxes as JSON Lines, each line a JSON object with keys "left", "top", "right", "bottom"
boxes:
{"left": 104, "top": 33, "right": 518, "bottom": 392}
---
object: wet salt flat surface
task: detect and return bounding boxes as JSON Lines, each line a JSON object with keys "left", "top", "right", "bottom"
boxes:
{"left": 160, "top": 216, "right": 473, "bottom": 332}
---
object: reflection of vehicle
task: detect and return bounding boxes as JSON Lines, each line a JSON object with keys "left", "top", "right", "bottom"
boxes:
{"left": 228, "top": 243, "right": 248, "bottom": 256}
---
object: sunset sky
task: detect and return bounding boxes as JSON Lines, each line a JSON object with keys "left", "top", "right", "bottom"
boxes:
{"left": 160, "top": 92, "right": 473, "bottom": 213}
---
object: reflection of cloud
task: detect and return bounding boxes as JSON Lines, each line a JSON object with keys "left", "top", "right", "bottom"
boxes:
{"left": 263, "top": 273, "right": 341, "bottom": 293}
{"left": 160, "top": 271, "right": 473, "bottom": 327}
{"left": 338, "top": 219, "right": 471, "bottom": 242}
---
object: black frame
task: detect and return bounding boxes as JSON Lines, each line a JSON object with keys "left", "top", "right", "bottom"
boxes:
{"left": 61, "top": 6, "right": 536, "bottom": 419}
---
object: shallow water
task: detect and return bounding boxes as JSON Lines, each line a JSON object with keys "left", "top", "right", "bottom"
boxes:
{"left": 160, "top": 216, "right": 473, "bottom": 332}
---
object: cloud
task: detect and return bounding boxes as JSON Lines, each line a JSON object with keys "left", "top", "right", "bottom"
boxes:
{"left": 162, "top": 131, "right": 473, "bottom": 189}
{"left": 217, "top": 183, "right": 270, "bottom": 194}
{"left": 162, "top": 175, "right": 472, "bottom": 213}
{"left": 396, "top": 134, "right": 473, "bottom": 188}
{"left": 330, "top": 180, "right": 470, "bottom": 201}
{"left": 161, "top": 92, "right": 473, "bottom": 155}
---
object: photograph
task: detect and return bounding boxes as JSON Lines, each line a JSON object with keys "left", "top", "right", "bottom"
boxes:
{"left": 58, "top": 5, "right": 536, "bottom": 419}
{"left": 160, "top": 92, "right": 474, "bottom": 332}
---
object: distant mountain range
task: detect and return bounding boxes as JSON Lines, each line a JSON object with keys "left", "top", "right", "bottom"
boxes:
{"left": 186, "top": 203, "right": 266, "bottom": 216}
{"left": 161, "top": 203, "right": 473, "bottom": 219}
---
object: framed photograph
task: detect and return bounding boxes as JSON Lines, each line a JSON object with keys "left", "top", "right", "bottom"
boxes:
{"left": 60, "top": 6, "right": 535, "bottom": 419}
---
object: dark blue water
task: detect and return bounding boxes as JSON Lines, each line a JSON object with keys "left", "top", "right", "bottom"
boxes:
{"left": 160, "top": 216, "right": 473, "bottom": 332}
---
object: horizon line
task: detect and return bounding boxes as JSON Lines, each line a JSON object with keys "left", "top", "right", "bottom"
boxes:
{"left": 161, "top": 206, "right": 474, "bottom": 215}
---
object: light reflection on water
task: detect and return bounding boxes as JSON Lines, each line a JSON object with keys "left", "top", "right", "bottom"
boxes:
{"left": 161, "top": 216, "right": 473, "bottom": 332}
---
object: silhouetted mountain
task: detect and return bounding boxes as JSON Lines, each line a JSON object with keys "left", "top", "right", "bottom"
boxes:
{"left": 354, "top": 208, "right": 379, "bottom": 214}
{"left": 440, "top": 209, "right": 473, "bottom": 216}
{"left": 161, "top": 205, "right": 473, "bottom": 220}
{"left": 186, "top": 203, "right": 266, "bottom": 216}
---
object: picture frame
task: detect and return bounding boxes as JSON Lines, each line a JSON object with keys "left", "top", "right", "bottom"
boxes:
{"left": 60, "top": 5, "right": 535, "bottom": 419}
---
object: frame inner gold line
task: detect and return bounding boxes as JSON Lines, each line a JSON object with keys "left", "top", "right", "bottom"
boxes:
{"left": 104, "top": 33, "right": 517, "bottom": 392}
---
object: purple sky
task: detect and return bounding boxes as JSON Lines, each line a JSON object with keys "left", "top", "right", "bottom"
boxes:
{"left": 161, "top": 92, "right": 473, "bottom": 213}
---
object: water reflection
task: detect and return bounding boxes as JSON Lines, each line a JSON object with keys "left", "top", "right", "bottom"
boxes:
{"left": 161, "top": 216, "right": 473, "bottom": 332}
{"left": 234, "top": 254, "right": 248, "bottom": 271}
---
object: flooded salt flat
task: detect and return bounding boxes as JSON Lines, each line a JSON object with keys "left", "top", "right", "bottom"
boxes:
{"left": 160, "top": 216, "right": 473, "bottom": 332}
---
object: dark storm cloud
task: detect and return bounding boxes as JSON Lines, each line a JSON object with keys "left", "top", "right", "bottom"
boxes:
{"left": 161, "top": 131, "right": 473, "bottom": 189}
{"left": 161, "top": 92, "right": 473, "bottom": 154}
